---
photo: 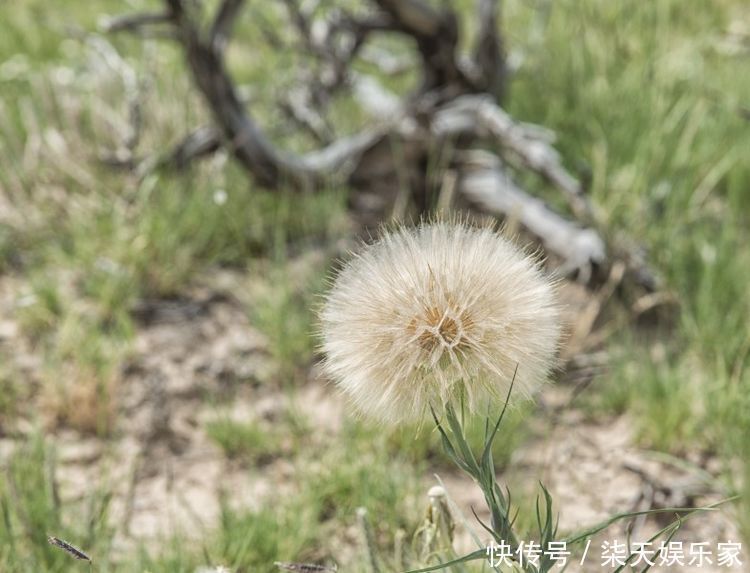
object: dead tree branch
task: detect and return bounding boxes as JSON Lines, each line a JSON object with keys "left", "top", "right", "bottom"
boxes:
{"left": 100, "top": 11, "right": 171, "bottom": 34}
{"left": 432, "top": 95, "right": 595, "bottom": 221}
{"left": 159, "top": 125, "right": 222, "bottom": 170}
{"left": 372, "top": 0, "right": 471, "bottom": 94}
{"left": 102, "top": 0, "right": 659, "bottom": 290}
{"left": 210, "top": 0, "right": 245, "bottom": 54}
{"left": 473, "top": 0, "right": 506, "bottom": 100}
{"left": 165, "top": 0, "right": 315, "bottom": 188}
{"left": 456, "top": 150, "right": 605, "bottom": 281}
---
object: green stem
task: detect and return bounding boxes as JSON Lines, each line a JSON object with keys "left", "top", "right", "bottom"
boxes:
{"left": 439, "top": 403, "right": 523, "bottom": 566}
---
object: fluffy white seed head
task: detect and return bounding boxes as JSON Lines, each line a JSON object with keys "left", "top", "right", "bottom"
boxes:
{"left": 320, "top": 221, "right": 562, "bottom": 425}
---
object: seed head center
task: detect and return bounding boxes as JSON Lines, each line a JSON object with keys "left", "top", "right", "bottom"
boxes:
{"left": 413, "top": 307, "right": 471, "bottom": 352}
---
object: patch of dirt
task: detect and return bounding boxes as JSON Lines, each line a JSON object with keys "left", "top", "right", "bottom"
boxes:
{"left": 101, "top": 277, "right": 289, "bottom": 551}
{"left": 0, "top": 270, "right": 293, "bottom": 554}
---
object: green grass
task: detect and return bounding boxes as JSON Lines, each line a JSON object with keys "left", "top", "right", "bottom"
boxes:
{"left": 206, "top": 417, "right": 282, "bottom": 463}
{"left": 247, "top": 254, "right": 337, "bottom": 385}
{"left": 505, "top": 0, "right": 750, "bottom": 535}
{"left": 0, "top": 361, "right": 22, "bottom": 427}
{"left": 0, "top": 429, "right": 424, "bottom": 572}
{"left": 0, "top": 435, "right": 114, "bottom": 572}
{"left": 1, "top": 0, "right": 749, "bottom": 569}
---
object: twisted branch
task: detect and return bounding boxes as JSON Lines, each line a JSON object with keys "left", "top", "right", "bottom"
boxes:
{"left": 102, "top": 0, "right": 659, "bottom": 289}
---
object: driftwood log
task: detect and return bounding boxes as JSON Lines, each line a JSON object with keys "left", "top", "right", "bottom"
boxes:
{"left": 103, "top": 0, "right": 658, "bottom": 291}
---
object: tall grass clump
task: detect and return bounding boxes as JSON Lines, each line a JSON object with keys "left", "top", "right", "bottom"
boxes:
{"left": 0, "top": 435, "right": 113, "bottom": 572}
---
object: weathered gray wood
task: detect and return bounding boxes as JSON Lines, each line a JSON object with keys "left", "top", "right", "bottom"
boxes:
{"left": 456, "top": 150, "right": 606, "bottom": 281}
{"left": 433, "top": 95, "right": 594, "bottom": 221}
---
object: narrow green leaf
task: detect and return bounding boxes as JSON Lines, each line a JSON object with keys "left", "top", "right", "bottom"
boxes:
{"left": 402, "top": 548, "right": 487, "bottom": 573}
{"left": 480, "top": 366, "right": 517, "bottom": 469}
{"left": 445, "top": 404, "right": 480, "bottom": 475}
{"left": 563, "top": 497, "right": 733, "bottom": 546}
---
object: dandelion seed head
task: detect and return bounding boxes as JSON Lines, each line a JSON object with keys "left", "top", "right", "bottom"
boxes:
{"left": 320, "top": 221, "right": 562, "bottom": 425}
